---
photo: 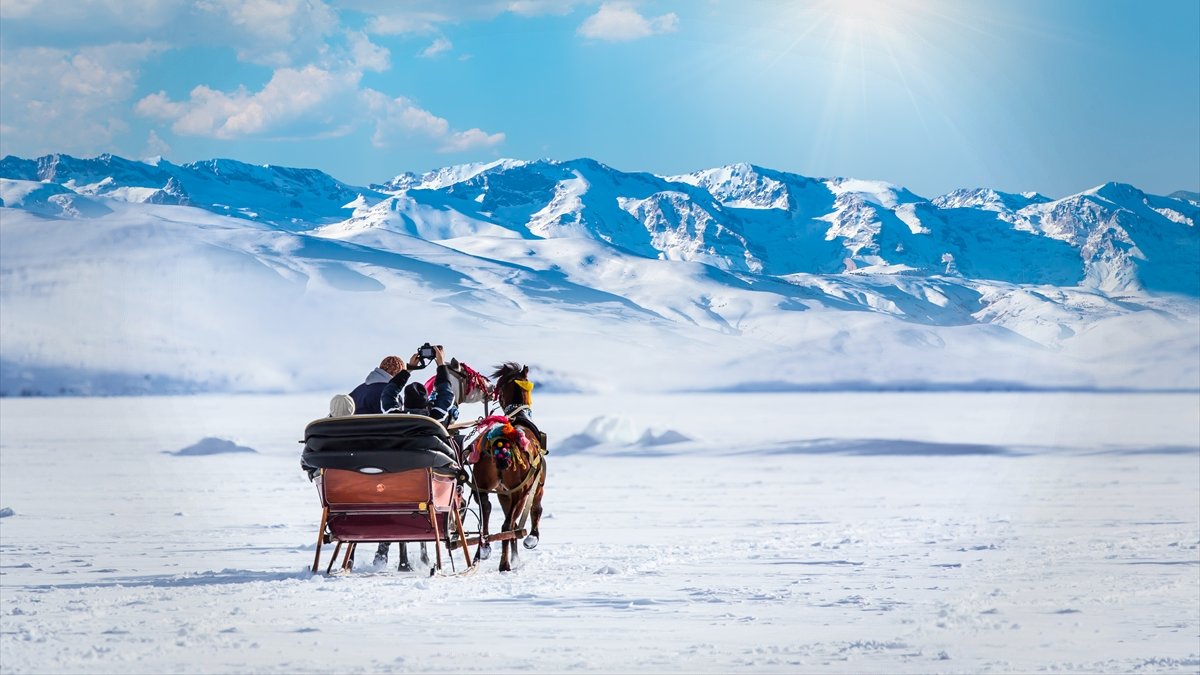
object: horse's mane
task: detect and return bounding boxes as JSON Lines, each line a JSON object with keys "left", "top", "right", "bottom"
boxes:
{"left": 491, "top": 362, "right": 524, "bottom": 387}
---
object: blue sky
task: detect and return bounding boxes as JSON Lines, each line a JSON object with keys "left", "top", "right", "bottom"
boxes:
{"left": 1, "top": 0, "right": 1196, "bottom": 198}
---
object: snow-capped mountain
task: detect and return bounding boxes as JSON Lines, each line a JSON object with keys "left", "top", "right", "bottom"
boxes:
{"left": 0, "top": 153, "right": 377, "bottom": 230}
{"left": 373, "top": 158, "right": 528, "bottom": 192}
{"left": 931, "top": 187, "right": 1051, "bottom": 212}
{"left": 1, "top": 152, "right": 1196, "bottom": 396}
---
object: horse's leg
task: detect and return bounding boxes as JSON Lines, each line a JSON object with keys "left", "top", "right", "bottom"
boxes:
{"left": 524, "top": 468, "right": 547, "bottom": 550}
{"left": 499, "top": 538, "right": 512, "bottom": 572}
{"left": 373, "top": 542, "right": 389, "bottom": 566}
{"left": 509, "top": 491, "right": 527, "bottom": 563}
{"left": 498, "top": 495, "right": 514, "bottom": 572}
{"left": 398, "top": 544, "right": 412, "bottom": 572}
{"left": 419, "top": 543, "right": 430, "bottom": 566}
{"left": 476, "top": 494, "right": 492, "bottom": 562}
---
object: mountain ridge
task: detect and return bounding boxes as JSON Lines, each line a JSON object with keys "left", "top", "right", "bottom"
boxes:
{"left": 11, "top": 151, "right": 1193, "bottom": 293}
{"left": 1, "top": 152, "right": 1196, "bottom": 396}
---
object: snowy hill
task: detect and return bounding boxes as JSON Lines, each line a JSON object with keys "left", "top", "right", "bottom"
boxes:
{"left": 1, "top": 153, "right": 1197, "bottom": 396}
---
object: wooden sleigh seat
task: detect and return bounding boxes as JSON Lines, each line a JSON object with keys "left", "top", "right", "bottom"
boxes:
{"left": 301, "top": 414, "right": 473, "bottom": 574}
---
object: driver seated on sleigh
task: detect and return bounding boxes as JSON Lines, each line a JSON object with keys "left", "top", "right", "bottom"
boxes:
{"left": 380, "top": 344, "right": 459, "bottom": 424}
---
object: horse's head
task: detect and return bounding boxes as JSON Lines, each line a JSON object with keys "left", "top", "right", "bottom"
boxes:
{"left": 491, "top": 362, "right": 534, "bottom": 412}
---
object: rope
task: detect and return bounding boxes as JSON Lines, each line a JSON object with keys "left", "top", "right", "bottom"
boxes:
{"left": 513, "top": 454, "right": 546, "bottom": 532}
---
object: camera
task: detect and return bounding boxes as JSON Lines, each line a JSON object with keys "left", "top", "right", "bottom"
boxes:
{"left": 418, "top": 342, "right": 437, "bottom": 359}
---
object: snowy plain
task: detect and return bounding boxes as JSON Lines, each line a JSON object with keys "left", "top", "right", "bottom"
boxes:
{"left": 1, "top": 391, "right": 1198, "bottom": 674}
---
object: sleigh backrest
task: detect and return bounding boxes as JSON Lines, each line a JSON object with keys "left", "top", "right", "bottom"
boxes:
{"left": 301, "top": 414, "right": 457, "bottom": 475}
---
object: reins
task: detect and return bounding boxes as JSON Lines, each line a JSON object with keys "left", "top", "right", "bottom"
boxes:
{"left": 503, "top": 403, "right": 531, "bottom": 418}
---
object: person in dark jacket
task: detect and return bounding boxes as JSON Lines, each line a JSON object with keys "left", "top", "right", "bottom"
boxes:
{"left": 373, "top": 345, "right": 459, "bottom": 569}
{"left": 381, "top": 345, "right": 456, "bottom": 423}
{"left": 349, "top": 355, "right": 407, "bottom": 415}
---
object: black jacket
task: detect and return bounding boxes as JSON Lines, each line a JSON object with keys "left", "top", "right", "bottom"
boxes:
{"left": 349, "top": 367, "right": 393, "bottom": 414}
{"left": 381, "top": 365, "right": 456, "bottom": 421}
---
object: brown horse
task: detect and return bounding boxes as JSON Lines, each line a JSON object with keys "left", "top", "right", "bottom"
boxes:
{"left": 469, "top": 363, "right": 546, "bottom": 572}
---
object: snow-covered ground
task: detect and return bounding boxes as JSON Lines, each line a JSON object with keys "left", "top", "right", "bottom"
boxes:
{"left": 2, "top": 392, "right": 1197, "bottom": 673}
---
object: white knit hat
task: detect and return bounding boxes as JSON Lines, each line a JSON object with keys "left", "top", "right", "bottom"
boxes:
{"left": 328, "top": 394, "right": 355, "bottom": 417}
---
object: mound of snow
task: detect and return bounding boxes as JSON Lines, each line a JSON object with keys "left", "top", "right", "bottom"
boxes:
{"left": 168, "top": 437, "right": 258, "bottom": 456}
{"left": 636, "top": 428, "right": 692, "bottom": 446}
{"left": 556, "top": 416, "right": 639, "bottom": 453}
{"left": 557, "top": 416, "right": 693, "bottom": 453}
{"left": 0, "top": 507, "right": 14, "bottom": 518}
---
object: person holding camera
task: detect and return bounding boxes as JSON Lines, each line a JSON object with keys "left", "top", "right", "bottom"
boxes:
{"left": 380, "top": 344, "right": 457, "bottom": 423}
{"left": 370, "top": 344, "right": 458, "bottom": 570}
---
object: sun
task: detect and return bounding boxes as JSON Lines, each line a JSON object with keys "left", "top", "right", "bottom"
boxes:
{"left": 821, "top": 0, "right": 917, "bottom": 34}
{"left": 731, "top": 0, "right": 995, "bottom": 175}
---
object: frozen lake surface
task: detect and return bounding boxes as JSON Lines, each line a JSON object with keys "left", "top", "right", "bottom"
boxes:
{"left": 1, "top": 392, "right": 1198, "bottom": 673}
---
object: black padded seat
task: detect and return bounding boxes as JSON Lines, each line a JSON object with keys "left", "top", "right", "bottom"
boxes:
{"left": 301, "top": 413, "right": 457, "bottom": 475}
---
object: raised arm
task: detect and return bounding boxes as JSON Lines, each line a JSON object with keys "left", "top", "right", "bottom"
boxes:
{"left": 380, "top": 354, "right": 417, "bottom": 412}
{"left": 428, "top": 345, "right": 455, "bottom": 421}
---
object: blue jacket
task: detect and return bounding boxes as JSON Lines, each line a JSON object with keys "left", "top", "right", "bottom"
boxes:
{"left": 381, "top": 365, "right": 456, "bottom": 422}
{"left": 349, "top": 367, "right": 392, "bottom": 414}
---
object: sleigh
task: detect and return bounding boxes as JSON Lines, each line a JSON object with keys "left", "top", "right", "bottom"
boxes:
{"left": 301, "top": 414, "right": 474, "bottom": 574}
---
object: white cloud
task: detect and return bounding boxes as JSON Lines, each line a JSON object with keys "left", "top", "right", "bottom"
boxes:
{"left": 358, "top": 0, "right": 586, "bottom": 35}
{"left": 195, "top": 0, "right": 340, "bottom": 67}
{"left": 366, "top": 10, "right": 452, "bottom": 35}
{"left": 143, "top": 129, "right": 171, "bottom": 158}
{"left": 0, "top": 0, "right": 179, "bottom": 37}
{"left": 0, "top": 1, "right": 338, "bottom": 68}
{"left": 136, "top": 65, "right": 362, "bottom": 139}
{"left": 0, "top": 0, "right": 39, "bottom": 19}
{"left": 365, "top": 92, "right": 504, "bottom": 152}
{"left": 505, "top": 0, "right": 580, "bottom": 17}
{"left": 578, "top": 2, "right": 679, "bottom": 41}
{"left": 137, "top": 68, "right": 503, "bottom": 153}
{"left": 347, "top": 31, "right": 391, "bottom": 72}
{"left": 439, "top": 128, "right": 506, "bottom": 153}
{"left": 0, "top": 42, "right": 164, "bottom": 157}
{"left": 419, "top": 37, "right": 453, "bottom": 58}
{"left": 2, "top": 1, "right": 505, "bottom": 157}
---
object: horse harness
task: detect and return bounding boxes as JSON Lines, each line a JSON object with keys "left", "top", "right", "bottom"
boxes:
{"left": 469, "top": 405, "right": 546, "bottom": 497}
{"left": 504, "top": 404, "right": 548, "bottom": 453}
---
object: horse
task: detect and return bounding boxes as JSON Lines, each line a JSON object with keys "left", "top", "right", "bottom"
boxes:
{"left": 468, "top": 362, "right": 547, "bottom": 572}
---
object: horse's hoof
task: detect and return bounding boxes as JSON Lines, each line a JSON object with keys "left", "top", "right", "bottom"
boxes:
{"left": 499, "top": 562, "right": 512, "bottom": 572}
{"left": 523, "top": 535, "right": 539, "bottom": 550}
{"left": 373, "top": 554, "right": 387, "bottom": 567}
{"left": 478, "top": 543, "right": 492, "bottom": 560}
{"left": 397, "top": 562, "right": 413, "bottom": 572}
